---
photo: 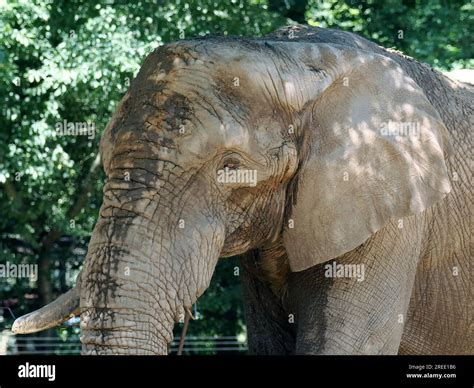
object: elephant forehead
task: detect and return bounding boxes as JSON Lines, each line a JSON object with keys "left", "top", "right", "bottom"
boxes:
{"left": 109, "top": 42, "right": 287, "bottom": 167}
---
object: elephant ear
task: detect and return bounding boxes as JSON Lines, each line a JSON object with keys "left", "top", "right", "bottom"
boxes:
{"left": 280, "top": 43, "right": 452, "bottom": 272}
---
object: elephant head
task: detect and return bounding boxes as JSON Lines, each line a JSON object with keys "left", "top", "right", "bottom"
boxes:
{"left": 12, "top": 39, "right": 451, "bottom": 354}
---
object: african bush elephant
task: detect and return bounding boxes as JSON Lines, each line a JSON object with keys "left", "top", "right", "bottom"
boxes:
{"left": 13, "top": 25, "right": 472, "bottom": 355}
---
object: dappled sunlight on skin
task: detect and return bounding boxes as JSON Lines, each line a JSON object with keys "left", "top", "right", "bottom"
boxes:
{"left": 281, "top": 42, "right": 452, "bottom": 272}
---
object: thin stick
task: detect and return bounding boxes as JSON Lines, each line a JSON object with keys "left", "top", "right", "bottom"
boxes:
{"left": 177, "top": 311, "right": 191, "bottom": 356}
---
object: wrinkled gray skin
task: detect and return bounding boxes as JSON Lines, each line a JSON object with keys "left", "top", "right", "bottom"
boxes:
{"left": 13, "top": 25, "right": 473, "bottom": 355}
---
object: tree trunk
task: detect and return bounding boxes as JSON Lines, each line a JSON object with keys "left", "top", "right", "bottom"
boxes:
{"left": 37, "top": 252, "right": 53, "bottom": 307}
{"left": 36, "top": 251, "right": 55, "bottom": 347}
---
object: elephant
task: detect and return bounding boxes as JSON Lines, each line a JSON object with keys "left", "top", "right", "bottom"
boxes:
{"left": 12, "top": 25, "right": 473, "bottom": 355}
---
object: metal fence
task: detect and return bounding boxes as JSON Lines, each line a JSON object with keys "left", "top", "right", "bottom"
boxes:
{"left": 0, "top": 332, "right": 247, "bottom": 355}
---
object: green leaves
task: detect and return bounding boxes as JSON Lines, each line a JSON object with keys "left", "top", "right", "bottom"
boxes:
{"left": 306, "top": 0, "right": 472, "bottom": 70}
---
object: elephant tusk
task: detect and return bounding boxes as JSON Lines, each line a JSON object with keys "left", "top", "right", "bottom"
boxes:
{"left": 12, "top": 275, "right": 81, "bottom": 334}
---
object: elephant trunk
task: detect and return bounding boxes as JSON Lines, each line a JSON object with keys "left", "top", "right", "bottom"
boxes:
{"left": 13, "top": 158, "right": 225, "bottom": 354}
{"left": 78, "top": 205, "right": 224, "bottom": 355}
{"left": 79, "top": 244, "right": 174, "bottom": 355}
{"left": 13, "top": 207, "right": 223, "bottom": 354}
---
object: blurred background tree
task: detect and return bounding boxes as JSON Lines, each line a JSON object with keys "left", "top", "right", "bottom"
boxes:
{"left": 0, "top": 0, "right": 471, "bottom": 348}
{"left": 306, "top": 0, "right": 473, "bottom": 69}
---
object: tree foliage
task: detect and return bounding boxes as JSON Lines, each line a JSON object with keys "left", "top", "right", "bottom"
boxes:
{"left": 306, "top": 0, "right": 473, "bottom": 69}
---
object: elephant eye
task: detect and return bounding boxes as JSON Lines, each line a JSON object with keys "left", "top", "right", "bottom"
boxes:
{"left": 222, "top": 158, "right": 240, "bottom": 170}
